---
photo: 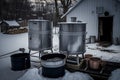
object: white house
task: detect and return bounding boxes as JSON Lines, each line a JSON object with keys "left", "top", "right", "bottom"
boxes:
{"left": 61, "top": 0, "right": 120, "bottom": 44}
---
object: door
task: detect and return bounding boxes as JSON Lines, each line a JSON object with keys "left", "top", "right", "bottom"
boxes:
{"left": 98, "top": 16, "right": 113, "bottom": 43}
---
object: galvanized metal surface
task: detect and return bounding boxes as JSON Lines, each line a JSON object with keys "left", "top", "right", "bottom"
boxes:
{"left": 28, "top": 20, "right": 52, "bottom": 51}
{"left": 59, "top": 22, "right": 86, "bottom": 54}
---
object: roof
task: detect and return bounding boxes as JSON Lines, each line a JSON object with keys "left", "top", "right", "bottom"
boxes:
{"left": 3, "top": 20, "right": 20, "bottom": 26}
{"left": 61, "top": 0, "right": 84, "bottom": 18}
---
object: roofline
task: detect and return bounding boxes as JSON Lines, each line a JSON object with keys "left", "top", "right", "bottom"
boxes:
{"left": 61, "top": 0, "right": 84, "bottom": 19}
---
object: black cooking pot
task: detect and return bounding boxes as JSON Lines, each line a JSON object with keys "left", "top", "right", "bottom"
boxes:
{"left": 41, "top": 53, "right": 66, "bottom": 78}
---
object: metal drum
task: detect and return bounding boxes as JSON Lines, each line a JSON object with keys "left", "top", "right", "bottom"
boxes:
{"left": 59, "top": 22, "right": 86, "bottom": 54}
{"left": 28, "top": 19, "right": 52, "bottom": 51}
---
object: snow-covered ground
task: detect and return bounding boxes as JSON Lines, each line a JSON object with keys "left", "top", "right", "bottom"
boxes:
{"left": 18, "top": 68, "right": 93, "bottom": 80}
{"left": 0, "top": 33, "right": 28, "bottom": 80}
{"left": 0, "top": 27, "right": 120, "bottom": 80}
{"left": 86, "top": 43, "right": 120, "bottom": 62}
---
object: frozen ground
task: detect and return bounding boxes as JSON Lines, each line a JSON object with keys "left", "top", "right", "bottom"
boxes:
{"left": 0, "top": 27, "right": 120, "bottom": 80}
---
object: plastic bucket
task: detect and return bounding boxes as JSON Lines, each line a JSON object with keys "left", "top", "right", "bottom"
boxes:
{"left": 11, "top": 53, "right": 31, "bottom": 71}
{"left": 41, "top": 53, "right": 66, "bottom": 78}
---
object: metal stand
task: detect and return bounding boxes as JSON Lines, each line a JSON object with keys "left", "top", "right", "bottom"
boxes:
{"left": 29, "top": 48, "right": 53, "bottom": 59}
{"left": 29, "top": 49, "right": 53, "bottom": 68}
{"left": 61, "top": 51, "right": 84, "bottom": 65}
{"left": 76, "top": 54, "right": 80, "bottom": 65}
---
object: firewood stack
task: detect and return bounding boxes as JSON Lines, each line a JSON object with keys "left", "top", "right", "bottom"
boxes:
{"left": 7, "top": 28, "right": 28, "bottom": 34}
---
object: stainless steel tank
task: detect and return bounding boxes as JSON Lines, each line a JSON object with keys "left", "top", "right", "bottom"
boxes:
{"left": 28, "top": 19, "right": 52, "bottom": 51}
{"left": 59, "top": 22, "right": 86, "bottom": 54}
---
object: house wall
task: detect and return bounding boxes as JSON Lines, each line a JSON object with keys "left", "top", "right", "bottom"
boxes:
{"left": 66, "top": 0, "right": 120, "bottom": 42}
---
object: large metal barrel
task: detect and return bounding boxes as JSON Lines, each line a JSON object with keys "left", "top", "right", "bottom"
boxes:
{"left": 59, "top": 22, "right": 86, "bottom": 54}
{"left": 28, "top": 19, "right": 52, "bottom": 51}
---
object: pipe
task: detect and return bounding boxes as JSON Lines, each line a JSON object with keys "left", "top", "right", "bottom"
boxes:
{"left": 0, "top": 48, "right": 25, "bottom": 58}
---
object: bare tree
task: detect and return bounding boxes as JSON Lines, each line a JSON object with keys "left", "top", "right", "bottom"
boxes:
{"left": 60, "top": 0, "right": 72, "bottom": 14}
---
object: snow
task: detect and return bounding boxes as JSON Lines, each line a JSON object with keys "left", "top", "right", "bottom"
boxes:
{"left": 62, "top": 71, "right": 93, "bottom": 80}
{"left": 85, "top": 43, "right": 120, "bottom": 62}
{"left": 18, "top": 68, "right": 93, "bottom": 80}
{"left": 0, "top": 33, "right": 28, "bottom": 54}
{"left": 108, "top": 69, "right": 120, "bottom": 80}
{"left": 0, "top": 27, "right": 120, "bottom": 80}
{"left": 0, "top": 33, "right": 28, "bottom": 80}
{"left": 18, "top": 68, "right": 42, "bottom": 80}
{"left": 4, "top": 20, "right": 20, "bottom": 27}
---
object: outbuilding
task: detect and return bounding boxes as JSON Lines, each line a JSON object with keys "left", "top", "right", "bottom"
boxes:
{"left": 0, "top": 20, "right": 20, "bottom": 33}
{"left": 61, "top": 0, "right": 120, "bottom": 44}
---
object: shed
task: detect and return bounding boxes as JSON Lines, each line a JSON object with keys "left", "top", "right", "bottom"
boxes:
{"left": 61, "top": 0, "right": 120, "bottom": 44}
{"left": 1, "top": 20, "right": 20, "bottom": 33}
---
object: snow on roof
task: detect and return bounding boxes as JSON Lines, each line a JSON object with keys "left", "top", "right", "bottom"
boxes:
{"left": 4, "top": 20, "right": 20, "bottom": 26}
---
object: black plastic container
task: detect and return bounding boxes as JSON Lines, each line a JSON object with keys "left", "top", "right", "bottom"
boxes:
{"left": 11, "top": 53, "right": 31, "bottom": 71}
{"left": 41, "top": 53, "right": 66, "bottom": 78}
{"left": 42, "top": 66, "right": 65, "bottom": 78}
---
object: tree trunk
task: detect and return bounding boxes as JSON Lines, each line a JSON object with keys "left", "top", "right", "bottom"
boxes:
{"left": 54, "top": 0, "right": 59, "bottom": 25}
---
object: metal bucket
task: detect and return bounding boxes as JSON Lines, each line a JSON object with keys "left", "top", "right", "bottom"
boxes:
{"left": 11, "top": 53, "right": 30, "bottom": 71}
{"left": 59, "top": 22, "right": 86, "bottom": 54}
{"left": 28, "top": 19, "right": 52, "bottom": 51}
{"left": 90, "top": 36, "right": 96, "bottom": 43}
{"left": 41, "top": 53, "right": 66, "bottom": 78}
{"left": 86, "top": 38, "right": 91, "bottom": 44}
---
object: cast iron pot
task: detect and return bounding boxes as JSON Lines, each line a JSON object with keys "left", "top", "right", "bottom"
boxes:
{"left": 41, "top": 53, "right": 66, "bottom": 78}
